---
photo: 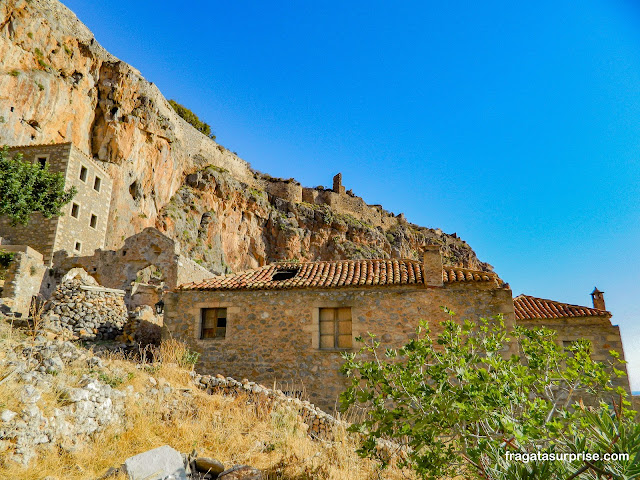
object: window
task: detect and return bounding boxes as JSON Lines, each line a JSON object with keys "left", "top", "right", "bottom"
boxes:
{"left": 79, "top": 166, "right": 88, "bottom": 182}
{"left": 201, "top": 308, "right": 227, "bottom": 339}
{"left": 93, "top": 176, "right": 101, "bottom": 192}
{"left": 319, "top": 307, "right": 352, "bottom": 349}
{"left": 89, "top": 214, "right": 97, "bottom": 229}
{"left": 71, "top": 203, "right": 79, "bottom": 218}
{"left": 37, "top": 156, "right": 47, "bottom": 168}
{"left": 74, "top": 241, "right": 82, "bottom": 253}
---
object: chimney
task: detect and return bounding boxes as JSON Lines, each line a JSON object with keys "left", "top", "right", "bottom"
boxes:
{"left": 591, "top": 287, "right": 606, "bottom": 310}
{"left": 422, "top": 245, "right": 443, "bottom": 287}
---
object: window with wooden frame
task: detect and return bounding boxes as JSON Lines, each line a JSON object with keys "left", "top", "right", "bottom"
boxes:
{"left": 201, "top": 308, "right": 227, "bottom": 339}
{"left": 319, "top": 307, "right": 352, "bottom": 349}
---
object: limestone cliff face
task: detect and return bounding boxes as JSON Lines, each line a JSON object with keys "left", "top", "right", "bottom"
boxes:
{"left": 0, "top": 0, "right": 492, "bottom": 275}
{"left": 0, "top": 0, "right": 255, "bottom": 247}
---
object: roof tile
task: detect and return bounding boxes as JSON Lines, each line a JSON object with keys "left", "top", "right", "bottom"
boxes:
{"left": 178, "top": 259, "right": 500, "bottom": 291}
{"left": 514, "top": 295, "right": 610, "bottom": 320}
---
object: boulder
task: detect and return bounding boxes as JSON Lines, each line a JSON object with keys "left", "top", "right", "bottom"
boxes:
{"left": 195, "top": 457, "right": 225, "bottom": 475}
{"left": 123, "top": 445, "right": 187, "bottom": 480}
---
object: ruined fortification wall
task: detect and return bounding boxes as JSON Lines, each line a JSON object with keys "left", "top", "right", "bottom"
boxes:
{"left": 302, "top": 187, "right": 397, "bottom": 229}
{"left": 263, "top": 178, "right": 303, "bottom": 203}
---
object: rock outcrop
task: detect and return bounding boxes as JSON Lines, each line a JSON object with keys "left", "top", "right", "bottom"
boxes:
{"left": 0, "top": 0, "right": 491, "bottom": 274}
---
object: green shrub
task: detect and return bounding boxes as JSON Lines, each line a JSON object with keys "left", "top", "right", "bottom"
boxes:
{"left": 341, "top": 309, "right": 634, "bottom": 480}
{"left": 168, "top": 99, "right": 216, "bottom": 140}
{"left": 0, "top": 146, "right": 77, "bottom": 225}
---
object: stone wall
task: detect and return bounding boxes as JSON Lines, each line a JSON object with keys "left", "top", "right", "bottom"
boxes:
{"left": 0, "top": 143, "right": 113, "bottom": 264}
{"left": 263, "top": 178, "right": 303, "bottom": 203}
{"left": 301, "top": 187, "right": 397, "bottom": 230}
{"left": 44, "top": 277, "right": 127, "bottom": 340}
{"left": 0, "top": 246, "right": 47, "bottom": 316}
{"left": 164, "top": 282, "right": 515, "bottom": 412}
{"left": 517, "top": 316, "right": 631, "bottom": 394}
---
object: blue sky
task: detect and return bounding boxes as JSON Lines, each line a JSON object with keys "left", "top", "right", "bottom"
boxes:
{"left": 60, "top": 0, "right": 640, "bottom": 389}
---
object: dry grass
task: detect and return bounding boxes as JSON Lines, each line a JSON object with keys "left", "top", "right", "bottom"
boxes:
{"left": 0, "top": 318, "right": 413, "bottom": 480}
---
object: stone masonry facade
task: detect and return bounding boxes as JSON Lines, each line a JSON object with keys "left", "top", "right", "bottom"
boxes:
{"left": 164, "top": 251, "right": 515, "bottom": 411}
{"left": 0, "top": 143, "right": 113, "bottom": 264}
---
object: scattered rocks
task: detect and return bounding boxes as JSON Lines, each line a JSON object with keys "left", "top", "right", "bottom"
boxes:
{"left": 0, "top": 336, "right": 126, "bottom": 465}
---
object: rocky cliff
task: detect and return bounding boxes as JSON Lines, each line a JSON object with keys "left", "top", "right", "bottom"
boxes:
{"left": 0, "top": 0, "right": 492, "bottom": 274}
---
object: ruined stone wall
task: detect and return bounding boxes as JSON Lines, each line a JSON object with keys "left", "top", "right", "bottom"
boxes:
{"left": 164, "top": 282, "right": 515, "bottom": 412}
{"left": 263, "top": 179, "right": 303, "bottom": 203}
{"left": 0, "top": 246, "right": 47, "bottom": 316}
{"left": 55, "top": 228, "right": 214, "bottom": 305}
{"left": 517, "top": 316, "right": 631, "bottom": 394}
{"left": 301, "top": 187, "right": 397, "bottom": 230}
{"left": 52, "top": 144, "right": 113, "bottom": 258}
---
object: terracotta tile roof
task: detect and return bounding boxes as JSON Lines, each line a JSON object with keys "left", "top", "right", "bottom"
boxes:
{"left": 178, "top": 259, "right": 500, "bottom": 291}
{"left": 7, "top": 142, "right": 71, "bottom": 150}
{"left": 514, "top": 294, "right": 610, "bottom": 320}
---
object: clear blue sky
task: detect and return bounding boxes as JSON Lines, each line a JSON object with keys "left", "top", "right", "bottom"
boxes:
{"left": 60, "top": 0, "right": 640, "bottom": 389}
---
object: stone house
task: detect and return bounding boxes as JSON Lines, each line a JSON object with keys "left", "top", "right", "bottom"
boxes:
{"left": 163, "top": 246, "right": 516, "bottom": 411}
{"left": 0, "top": 143, "right": 113, "bottom": 265}
{"left": 514, "top": 289, "right": 630, "bottom": 394}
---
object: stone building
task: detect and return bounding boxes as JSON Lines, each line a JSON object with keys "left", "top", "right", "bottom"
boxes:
{"left": 0, "top": 143, "right": 113, "bottom": 264}
{"left": 163, "top": 247, "right": 516, "bottom": 411}
{"left": 514, "top": 289, "right": 630, "bottom": 394}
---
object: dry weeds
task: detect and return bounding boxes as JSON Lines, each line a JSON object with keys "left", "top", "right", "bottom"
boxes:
{"left": 0, "top": 318, "right": 412, "bottom": 480}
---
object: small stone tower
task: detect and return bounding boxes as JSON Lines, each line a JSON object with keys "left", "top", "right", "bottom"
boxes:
{"left": 332, "top": 173, "right": 345, "bottom": 194}
{"left": 591, "top": 287, "right": 606, "bottom": 310}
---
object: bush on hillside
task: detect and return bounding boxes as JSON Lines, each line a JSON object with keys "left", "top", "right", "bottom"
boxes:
{"left": 168, "top": 99, "right": 216, "bottom": 140}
